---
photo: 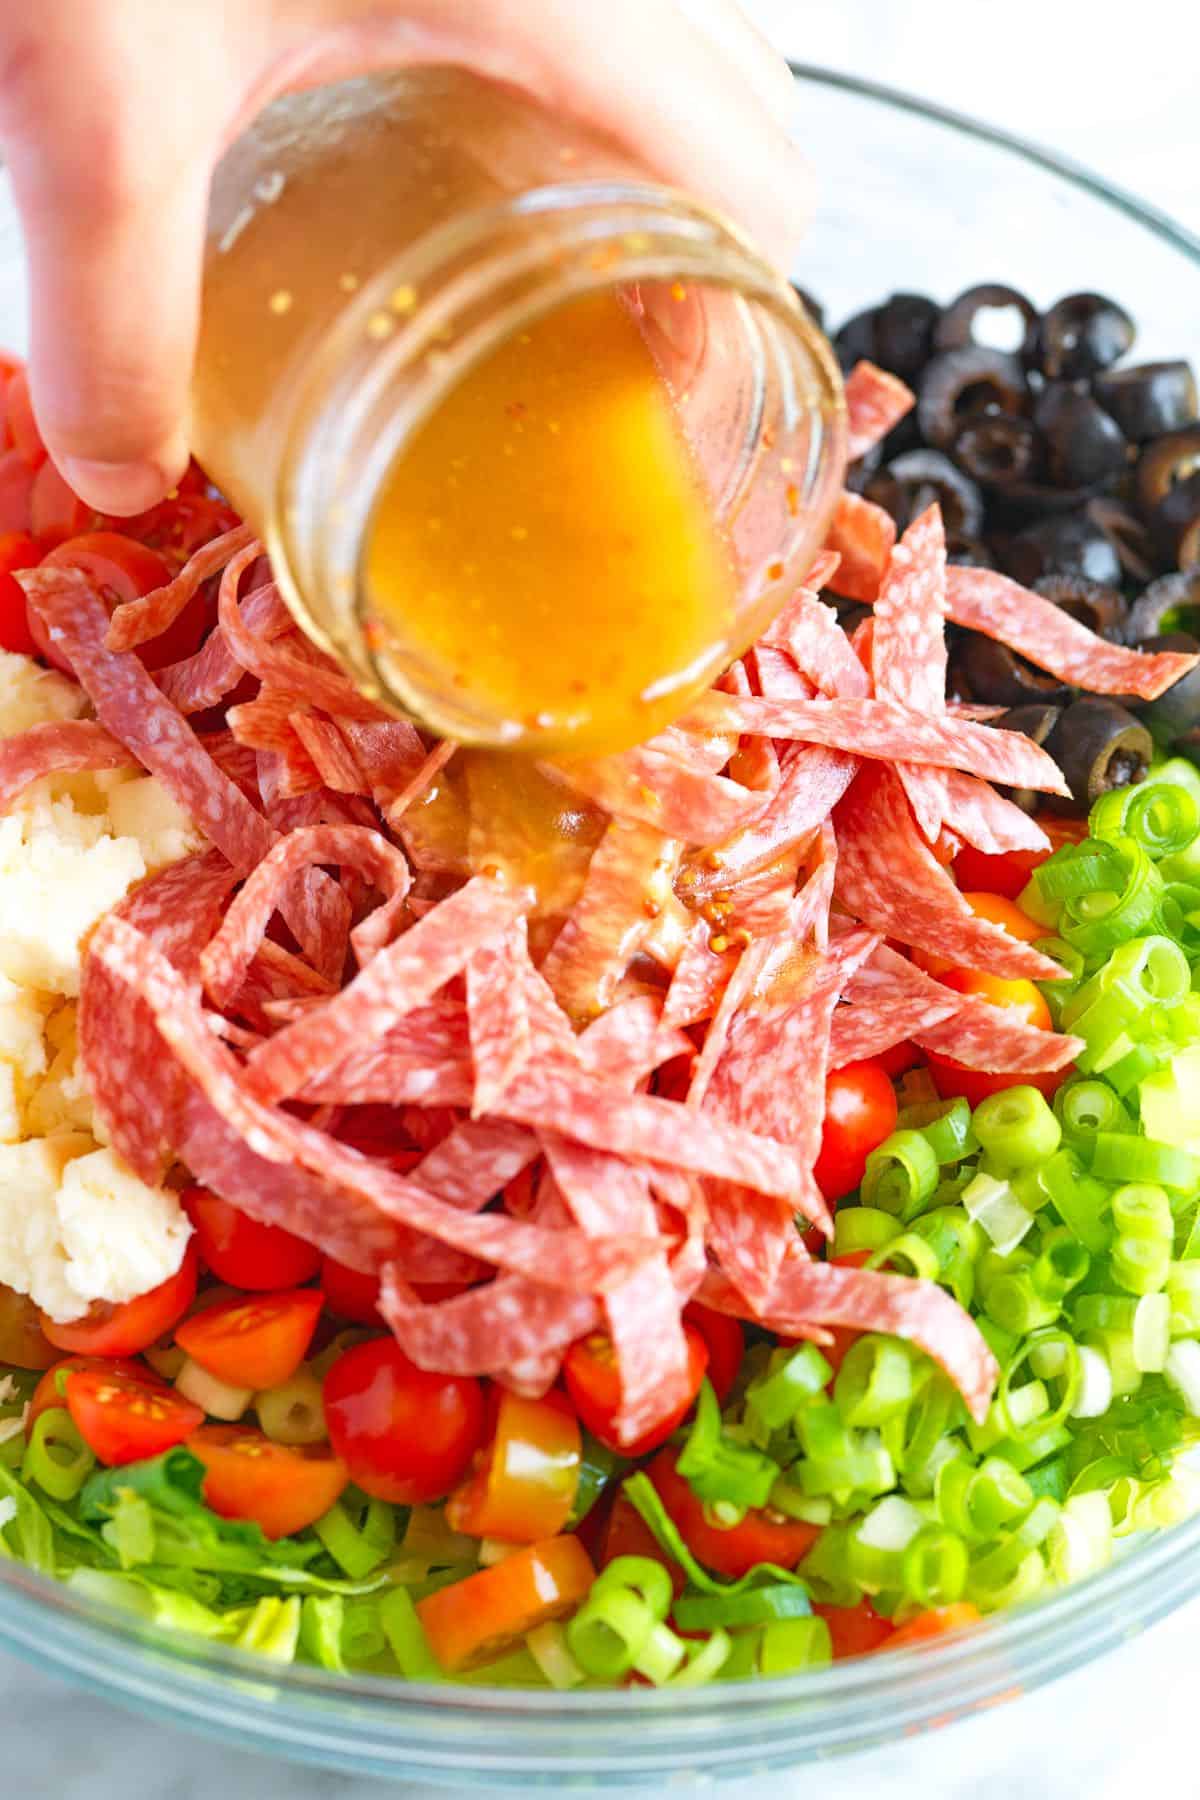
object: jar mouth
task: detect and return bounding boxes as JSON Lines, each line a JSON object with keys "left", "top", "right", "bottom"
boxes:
{"left": 269, "top": 182, "right": 846, "bottom": 752}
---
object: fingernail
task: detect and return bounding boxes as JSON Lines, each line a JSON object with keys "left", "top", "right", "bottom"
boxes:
{"left": 59, "top": 454, "right": 180, "bottom": 517}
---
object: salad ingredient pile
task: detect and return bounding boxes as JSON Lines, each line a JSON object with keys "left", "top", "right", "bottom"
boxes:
{"left": 0, "top": 283, "right": 1198, "bottom": 1688}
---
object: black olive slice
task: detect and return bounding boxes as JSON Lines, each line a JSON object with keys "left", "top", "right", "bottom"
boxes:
{"left": 1034, "top": 574, "right": 1128, "bottom": 640}
{"left": 1033, "top": 385, "right": 1128, "bottom": 489}
{"left": 1002, "top": 512, "right": 1123, "bottom": 589}
{"left": 958, "top": 633, "right": 1073, "bottom": 706}
{"left": 1085, "top": 498, "right": 1157, "bottom": 585}
{"left": 1093, "top": 361, "right": 1198, "bottom": 442}
{"left": 995, "top": 703, "right": 1065, "bottom": 812}
{"left": 1145, "top": 472, "right": 1200, "bottom": 567}
{"left": 1037, "top": 293, "right": 1136, "bottom": 381}
{"left": 1044, "top": 698, "right": 1153, "bottom": 807}
{"left": 873, "top": 293, "right": 940, "bottom": 380}
{"left": 918, "top": 349, "right": 1028, "bottom": 450}
{"left": 1125, "top": 568, "right": 1200, "bottom": 642}
{"left": 952, "top": 415, "right": 1039, "bottom": 487}
{"left": 1137, "top": 426, "right": 1200, "bottom": 512}
{"left": 834, "top": 307, "right": 879, "bottom": 374}
{"left": 946, "top": 534, "right": 995, "bottom": 569}
{"left": 884, "top": 449, "right": 984, "bottom": 537}
{"left": 934, "top": 284, "right": 1039, "bottom": 359}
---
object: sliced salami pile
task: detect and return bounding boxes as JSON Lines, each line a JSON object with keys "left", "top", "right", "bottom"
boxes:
{"left": 14, "top": 361, "right": 1195, "bottom": 1442}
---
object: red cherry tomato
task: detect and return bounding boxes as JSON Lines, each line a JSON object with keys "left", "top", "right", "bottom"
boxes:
{"left": 564, "top": 1323, "right": 708, "bottom": 1458}
{"left": 913, "top": 892, "right": 1045, "bottom": 978}
{"left": 0, "top": 449, "right": 37, "bottom": 534}
{"left": 648, "top": 1450, "right": 820, "bottom": 1579}
{"left": 189, "top": 1425, "right": 348, "bottom": 1538}
{"left": 31, "top": 533, "right": 193, "bottom": 673}
{"left": 28, "top": 1356, "right": 144, "bottom": 1430}
{"left": 813, "top": 1059, "right": 899, "bottom": 1203}
{"left": 29, "top": 459, "right": 96, "bottom": 546}
{"left": 182, "top": 1186, "right": 321, "bottom": 1291}
{"left": 816, "top": 1600, "right": 896, "bottom": 1659}
{"left": 0, "top": 531, "right": 42, "bottom": 655}
{"left": 926, "top": 966, "right": 1063, "bottom": 1107}
{"left": 39, "top": 1242, "right": 198, "bottom": 1356}
{"left": 323, "top": 1337, "right": 485, "bottom": 1504}
{"left": 682, "top": 1304, "right": 744, "bottom": 1404}
{"left": 126, "top": 493, "right": 242, "bottom": 571}
{"left": 320, "top": 1257, "right": 384, "bottom": 1326}
{"left": 65, "top": 1363, "right": 203, "bottom": 1466}
{"left": 953, "top": 844, "right": 1050, "bottom": 903}
{"left": 4, "top": 371, "right": 46, "bottom": 470}
{"left": 174, "top": 1288, "right": 324, "bottom": 1391}
{"left": 874, "top": 1039, "right": 921, "bottom": 1079}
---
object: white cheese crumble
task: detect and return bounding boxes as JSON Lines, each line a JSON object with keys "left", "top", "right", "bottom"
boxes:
{"left": 0, "top": 650, "right": 198, "bottom": 1319}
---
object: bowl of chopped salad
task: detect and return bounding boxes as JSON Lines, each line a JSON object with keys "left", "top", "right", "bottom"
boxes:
{"left": 1, "top": 61, "right": 1200, "bottom": 1788}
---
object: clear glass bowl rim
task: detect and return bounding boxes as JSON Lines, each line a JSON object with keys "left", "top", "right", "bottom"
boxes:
{"left": 1, "top": 59, "right": 1199, "bottom": 1776}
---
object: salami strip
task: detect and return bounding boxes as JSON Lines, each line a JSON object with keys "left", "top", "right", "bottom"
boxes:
{"left": 829, "top": 944, "right": 1078, "bottom": 1072}
{"left": 844, "top": 360, "right": 916, "bottom": 461}
{"left": 246, "top": 874, "right": 528, "bottom": 1104}
{"left": 93, "top": 915, "right": 655, "bottom": 1293}
{"left": 542, "top": 1134, "right": 689, "bottom": 1445}
{"left": 466, "top": 919, "right": 534, "bottom": 1115}
{"left": 823, "top": 490, "right": 896, "bottom": 604}
{"left": 835, "top": 765, "right": 1064, "bottom": 980}
{"left": 381, "top": 1266, "right": 599, "bottom": 1388}
{"left": 106, "top": 524, "right": 255, "bottom": 651}
{"left": 709, "top": 1246, "right": 997, "bottom": 1421}
{"left": 155, "top": 582, "right": 292, "bottom": 714}
{"left": 0, "top": 719, "right": 131, "bottom": 812}
{"left": 578, "top": 996, "right": 692, "bottom": 1089}
{"left": 408, "top": 1119, "right": 537, "bottom": 1211}
{"left": 662, "top": 918, "right": 733, "bottom": 1029}
{"left": 685, "top": 692, "right": 1069, "bottom": 795}
{"left": 762, "top": 587, "right": 871, "bottom": 699}
{"left": 873, "top": 505, "right": 948, "bottom": 712}
{"left": 201, "top": 824, "right": 410, "bottom": 1006}
{"left": 930, "top": 768, "right": 1051, "bottom": 856}
{"left": 683, "top": 744, "right": 856, "bottom": 901}
{"left": 216, "top": 548, "right": 386, "bottom": 720}
{"left": 385, "top": 740, "right": 457, "bottom": 824}
{"left": 945, "top": 565, "right": 1199, "bottom": 700}
{"left": 544, "top": 742, "right": 773, "bottom": 842}
{"left": 703, "top": 925, "right": 878, "bottom": 1302}
{"left": 337, "top": 718, "right": 427, "bottom": 806}
{"left": 288, "top": 713, "right": 370, "bottom": 795}
{"left": 541, "top": 819, "right": 678, "bottom": 1020}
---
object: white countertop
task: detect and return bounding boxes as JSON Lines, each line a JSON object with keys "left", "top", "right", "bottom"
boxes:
{"left": 5, "top": 2, "right": 1199, "bottom": 1793}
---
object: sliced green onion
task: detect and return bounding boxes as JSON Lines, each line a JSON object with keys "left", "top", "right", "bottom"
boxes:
{"left": 525, "top": 1621, "right": 585, "bottom": 1690}
{"left": 1166, "top": 1262, "right": 1200, "bottom": 1335}
{"left": 379, "top": 1588, "right": 440, "bottom": 1679}
{"left": 999, "top": 1330, "right": 1081, "bottom": 1436}
{"left": 901, "top": 1525, "right": 969, "bottom": 1608}
{"left": 1030, "top": 1229, "right": 1090, "bottom": 1305}
{"left": 982, "top": 1268, "right": 1060, "bottom": 1337}
{"left": 1054, "top": 1079, "right": 1132, "bottom": 1143}
{"left": 1047, "top": 1491, "right": 1112, "bottom": 1584}
{"left": 1062, "top": 840, "right": 1163, "bottom": 957}
{"left": 1034, "top": 840, "right": 1123, "bottom": 902}
{"left": 1091, "top": 1133, "right": 1200, "bottom": 1193}
{"left": 963, "top": 1172, "right": 1035, "bottom": 1256}
{"left": 1085, "top": 1328, "right": 1142, "bottom": 1399}
{"left": 1024, "top": 1455, "right": 1070, "bottom": 1503}
{"left": 1165, "top": 1339, "right": 1200, "bottom": 1412}
{"left": 895, "top": 1097, "right": 977, "bottom": 1165}
{"left": 908, "top": 1207, "right": 982, "bottom": 1309}
{"left": 1139, "top": 1049, "right": 1200, "bottom": 1149}
{"left": 1117, "top": 781, "right": 1200, "bottom": 860}
{"left": 759, "top": 1615, "right": 832, "bottom": 1674}
{"left": 832, "top": 1207, "right": 901, "bottom": 1258}
{"left": 635, "top": 1621, "right": 689, "bottom": 1686}
{"left": 566, "top": 1585, "right": 659, "bottom": 1679}
{"left": 667, "top": 1629, "right": 730, "bottom": 1688}
{"left": 21, "top": 1407, "right": 94, "bottom": 1503}
{"left": 834, "top": 1335, "right": 921, "bottom": 1429}
{"left": 864, "top": 1232, "right": 942, "bottom": 1282}
{"left": 966, "top": 1540, "right": 1046, "bottom": 1612}
{"left": 861, "top": 1130, "right": 939, "bottom": 1221}
{"left": 677, "top": 1380, "right": 780, "bottom": 1509}
{"left": 673, "top": 1583, "right": 812, "bottom": 1632}
{"left": 972, "top": 1087, "right": 1062, "bottom": 1173}
{"left": 744, "top": 1344, "right": 832, "bottom": 1431}
{"left": 1037, "top": 1150, "right": 1112, "bottom": 1253}
{"left": 312, "top": 1497, "right": 397, "bottom": 1579}
{"left": 1131, "top": 1292, "right": 1171, "bottom": 1372}
{"left": 1068, "top": 1345, "right": 1114, "bottom": 1419}
{"left": 936, "top": 1456, "right": 1034, "bottom": 1542}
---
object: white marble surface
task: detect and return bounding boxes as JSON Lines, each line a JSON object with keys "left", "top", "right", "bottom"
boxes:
{"left": 4, "top": 2, "right": 1200, "bottom": 1794}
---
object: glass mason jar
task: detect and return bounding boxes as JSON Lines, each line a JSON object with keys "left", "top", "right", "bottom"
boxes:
{"left": 193, "top": 68, "right": 845, "bottom": 754}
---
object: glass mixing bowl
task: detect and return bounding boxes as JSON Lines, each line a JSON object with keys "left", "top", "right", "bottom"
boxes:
{"left": 2, "top": 63, "right": 1200, "bottom": 1788}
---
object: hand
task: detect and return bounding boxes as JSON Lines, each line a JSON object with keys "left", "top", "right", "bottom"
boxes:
{"left": 0, "top": 0, "right": 806, "bottom": 515}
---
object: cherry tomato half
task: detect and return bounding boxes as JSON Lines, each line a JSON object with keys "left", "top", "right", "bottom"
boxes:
{"left": 953, "top": 844, "right": 1050, "bottom": 903}
{"left": 815, "top": 1600, "right": 896, "bottom": 1659}
{"left": 40, "top": 1242, "right": 198, "bottom": 1357}
{"left": 813, "top": 1060, "right": 899, "bottom": 1203}
{"left": 913, "top": 892, "right": 1044, "bottom": 978}
{"left": 0, "top": 1282, "right": 56, "bottom": 1369}
{"left": 882, "top": 1602, "right": 981, "bottom": 1650}
{"left": 65, "top": 1363, "right": 202, "bottom": 1466}
{"left": 125, "top": 493, "right": 241, "bottom": 571}
{"left": 33, "top": 532, "right": 190, "bottom": 673}
{"left": 323, "top": 1337, "right": 485, "bottom": 1504}
{"left": 189, "top": 1425, "right": 348, "bottom": 1538}
{"left": 417, "top": 1535, "right": 595, "bottom": 1673}
{"left": 183, "top": 1186, "right": 322, "bottom": 1291}
{"left": 446, "top": 1389, "right": 581, "bottom": 1543}
{"left": 0, "top": 449, "right": 36, "bottom": 534}
{"left": 648, "top": 1450, "right": 820, "bottom": 1579}
{"left": 320, "top": 1256, "right": 384, "bottom": 1327}
{"left": 28, "top": 1356, "right": 143, "bottom": 1430}
{"left": 29, "top": 459, "right": 96, "bottom": 546}
{"left": 4, "top": 371, "right": 46, "bottom": 470}
{"left": 0, "top": 530, "right": 42, "bottom": 656}
{"left": 682, "top": 1304, "right": 744, "bottom": 1405}
{"left": 174, "top": 1288, "right": 324, "bottom": 1391}
{"left": 926, "top": 967, "right": 1063, "bottom": 1108}
{"left": 564, "top": 1323, "right": 708, "bottom": 1458}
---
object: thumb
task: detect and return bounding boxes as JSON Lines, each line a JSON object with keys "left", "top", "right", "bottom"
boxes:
{"left": 1, "top": 62, "right": 219, "bottom": 514}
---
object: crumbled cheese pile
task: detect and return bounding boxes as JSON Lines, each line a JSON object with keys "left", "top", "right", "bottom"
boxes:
{"left": 0, "top": 650, "right": 200, "bottom": 1321}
